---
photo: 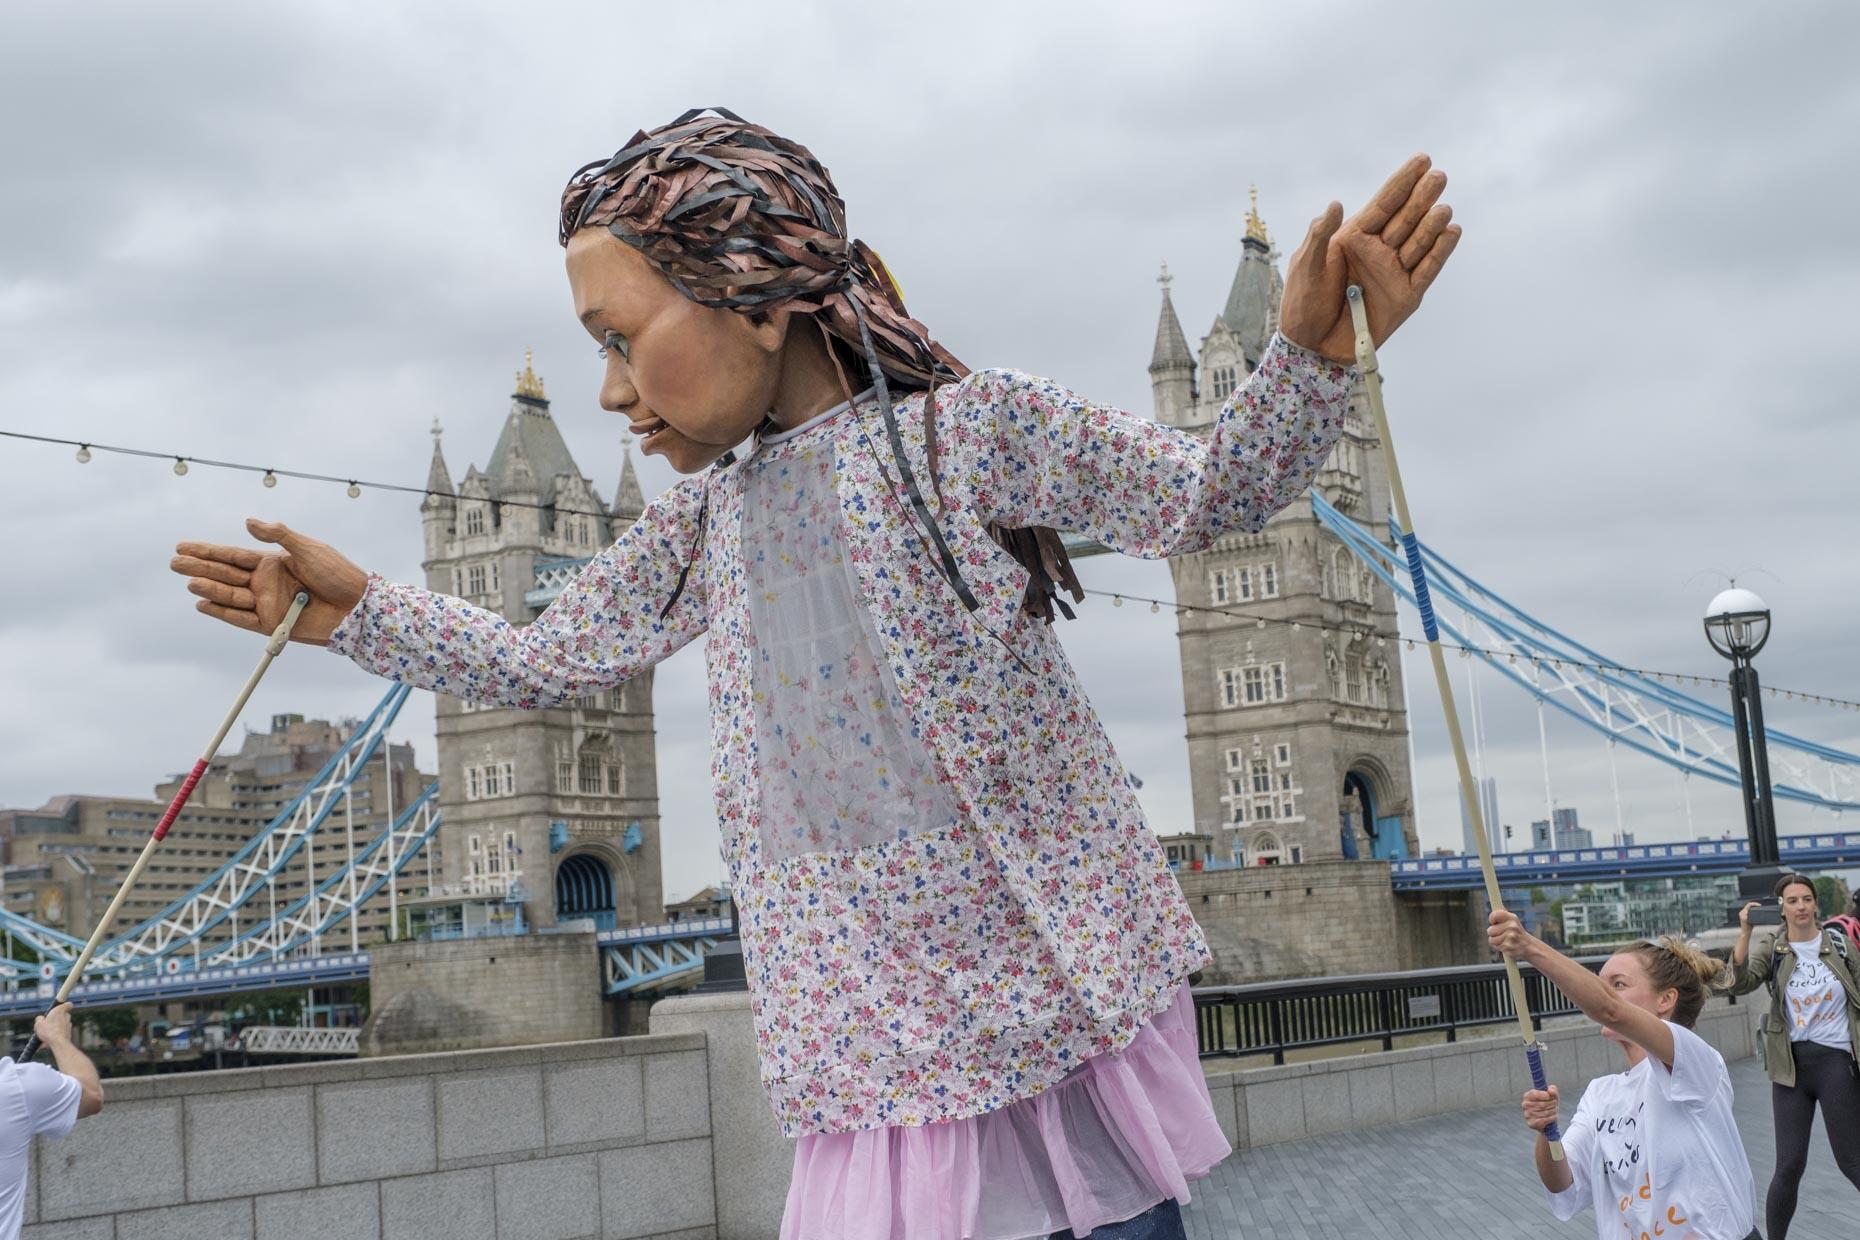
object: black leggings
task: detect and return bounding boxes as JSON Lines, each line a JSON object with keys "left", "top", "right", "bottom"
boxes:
{"left": 1767, "top": 1040, "right": 1860, "bottom": 1240}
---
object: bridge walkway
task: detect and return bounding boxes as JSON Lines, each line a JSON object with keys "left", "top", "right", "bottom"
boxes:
{"left": 1185, "top": 1054, "right": 1850, "bottom": 1239}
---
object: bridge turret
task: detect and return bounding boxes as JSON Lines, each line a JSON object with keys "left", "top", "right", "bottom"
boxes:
{"left": 1148, "top": 263, "right": 1196, "bottom": 428}
{"left": 422, "top": 353, "right": 670, "bottom": 934}
{"left": 421, "top": 417, "right": 456, "bottom": 565}
{"left": 1159, "top": 187, "right": 1417, "bottom": 870}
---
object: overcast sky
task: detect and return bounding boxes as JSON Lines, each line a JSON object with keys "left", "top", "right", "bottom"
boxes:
{"left": 3, "top": 2, "right": 1857, "bottom": 905}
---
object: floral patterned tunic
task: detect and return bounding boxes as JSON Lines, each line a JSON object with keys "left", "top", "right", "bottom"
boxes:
{"left": 328, "top": 332, "right": 1355, "bottom": 1137}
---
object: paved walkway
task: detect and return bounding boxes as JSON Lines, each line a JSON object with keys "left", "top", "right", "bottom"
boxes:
{"left": 1185, "top": 1055, "right": 1855, "bottom": 1239}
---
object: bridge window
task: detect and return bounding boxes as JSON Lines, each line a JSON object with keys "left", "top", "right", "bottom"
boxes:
{"left": 1235, "top": 567, "right": 1254, "bottom": 601}
{"left": 1259, "top": 562, "right": 1279, "bottom": 598}
{"left": 1219, "top": 668, "right": 1241, "bottom": 709}
{"left": 1248, "top": 830, "right": 1285, "bottom": 865}
{"left": 578, "top": 753, "right": 603, "bottom": 795}
{"left": 1239, "top": 663, "right": 1286, "bottom": 705}
{"left": 465, "top": 504, "right": 485, "bottom": 536}
{"left": 1210, "top": 569, "right": 1230, "bottom": 605}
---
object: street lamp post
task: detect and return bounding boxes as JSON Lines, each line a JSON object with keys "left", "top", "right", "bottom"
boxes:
{"left": 1703, "top": 587, "right": 1784, "bottom": 919}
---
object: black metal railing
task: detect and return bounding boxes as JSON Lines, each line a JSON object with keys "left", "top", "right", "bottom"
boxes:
{"left": 1192, "top": 958, "right": 1740, "bottom": 1063}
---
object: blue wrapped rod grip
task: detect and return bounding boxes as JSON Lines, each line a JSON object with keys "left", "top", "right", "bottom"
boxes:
{"left": 1399, "top": 533, "right": 1438, "bottom": 641}
{"left": 1525, "top": 1043, "right": 1562, "bottom": 1145}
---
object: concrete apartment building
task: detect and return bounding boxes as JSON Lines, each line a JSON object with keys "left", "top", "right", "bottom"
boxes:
{"left": 1, "top": 714, "right": 432, "bottom": 957}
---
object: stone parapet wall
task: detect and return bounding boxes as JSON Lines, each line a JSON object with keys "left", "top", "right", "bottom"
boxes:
{"left": 22, "top": 1032, "right": 717, "bottom": 1240}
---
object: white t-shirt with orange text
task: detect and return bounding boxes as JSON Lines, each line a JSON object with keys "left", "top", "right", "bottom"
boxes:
{"left": 1546, "top": 1022, "right": 1755, "bottom": 1240}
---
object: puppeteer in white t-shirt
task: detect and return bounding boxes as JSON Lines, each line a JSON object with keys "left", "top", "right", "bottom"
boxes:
{"left": 0, "top": 1055, "right": 82, "bottom": 1240}
{"left": 1547, "top": 1021, "right": 1756, "bottom": 1240}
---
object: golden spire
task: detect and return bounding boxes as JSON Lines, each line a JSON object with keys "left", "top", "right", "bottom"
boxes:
{"left": 1244, "top": 185, "right": 1270, "bottom": 245}
{"left": 514, "top": 347, "right": 547, "bottom": 401}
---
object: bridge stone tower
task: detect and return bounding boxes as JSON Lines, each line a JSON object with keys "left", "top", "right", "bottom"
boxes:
{"left": 1153, "top": 192, "right": 1420, "bottom": 868}
{"left": 420, "top": 352, "right": 666, "bottom": 929}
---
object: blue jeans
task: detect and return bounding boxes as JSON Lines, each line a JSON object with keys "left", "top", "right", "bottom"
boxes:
{"left": 1048, "top": 1198, "right": 1186, "bottom": 1240}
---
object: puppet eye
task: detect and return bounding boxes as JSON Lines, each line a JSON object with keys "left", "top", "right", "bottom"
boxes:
{"left": 598, "top": 332, "right": 631, "bottom": 361}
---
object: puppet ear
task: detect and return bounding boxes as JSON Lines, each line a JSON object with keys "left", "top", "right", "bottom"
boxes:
{"left": 742, "top": 303, "right": 796, "bottom": 355}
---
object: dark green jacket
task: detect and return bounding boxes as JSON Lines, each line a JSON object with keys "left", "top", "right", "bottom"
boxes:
{"left": 1726, "top": 929, "right": 1860, "bottom": 1087}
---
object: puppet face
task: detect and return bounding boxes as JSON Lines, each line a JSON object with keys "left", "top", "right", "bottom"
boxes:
{"left": 1597, "top": 951, "right": 1676, "bottom": 1042}
{"left": 1778, "top": 879, "right": 1820, "bottom": 931}
{"left": 567, "top": 228, "right": 783, "bottom": 471}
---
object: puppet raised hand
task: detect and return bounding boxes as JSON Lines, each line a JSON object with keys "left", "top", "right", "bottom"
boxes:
{"left": 1279, "top": 154, "right": 1461, "bottom": 365}
{"left": 171, "top": 519, "right": 369, "bottom": 645}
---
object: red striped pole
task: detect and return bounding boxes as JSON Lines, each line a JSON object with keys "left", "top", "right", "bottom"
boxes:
{"left": 19, "top": 591, "right": 311, "bottom": 1060}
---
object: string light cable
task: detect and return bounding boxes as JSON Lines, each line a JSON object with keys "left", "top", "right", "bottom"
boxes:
{"left": 8, "top": 426, "right": 1856, "bottom": 714}
{"left": 3, "top": 429, "right": 597, "bottom": 519}
{"left": 1087, "top": 587, "right": 1860, "bottom": 714}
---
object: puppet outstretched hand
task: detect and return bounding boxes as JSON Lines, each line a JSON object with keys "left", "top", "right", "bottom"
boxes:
{"left": 1279, "top": 154, "right": 1461, "bottom": 366}
{"left": 171, "top": 519, "right": 368, "bottom": 646}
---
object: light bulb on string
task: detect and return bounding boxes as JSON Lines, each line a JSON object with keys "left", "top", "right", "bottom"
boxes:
{"left": 347, "top": 481, "right": 362, "bottom": 499}
{"left": 1256, "top": 618, "right": 1265, "bottom": 629}
{"left": 1112, "top": 595, "right": 1122, "bottom": 608}
{"left": 262, "top": 470, "right": 278, "bottom": 489}
{"left": 75, "top": 444, "right": 91, "bottom": 464}
{"left": 173, "top": 457, "right": 188, "bottom": 476}
{"left": 1150, "top": 600, "right": 1159, "bottom": 614}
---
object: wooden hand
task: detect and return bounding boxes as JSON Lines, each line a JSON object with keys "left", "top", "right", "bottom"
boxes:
{"left": 171, "top": 519, "right": 369, "bottom": 646}
{"left": 1280, "top": 154, "right": 1462, "bottom": 365}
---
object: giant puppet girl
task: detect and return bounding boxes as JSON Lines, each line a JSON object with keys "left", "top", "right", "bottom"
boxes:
{"left": 174, "top": 109, "right": 1458, "bottom": 1240}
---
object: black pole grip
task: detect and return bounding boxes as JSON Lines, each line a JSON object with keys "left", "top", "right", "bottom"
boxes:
{"left": 15, "top": 1003, "right": 62, "bottom": 1061}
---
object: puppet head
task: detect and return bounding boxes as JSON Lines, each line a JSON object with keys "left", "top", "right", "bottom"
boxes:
{"left": 560, "top": 108, "right": 1080, "bottom": 623}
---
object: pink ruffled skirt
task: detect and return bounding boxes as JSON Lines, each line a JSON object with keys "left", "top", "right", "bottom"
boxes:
{"left": 782, "top": 985, "right": 1229, "bottom": 1240}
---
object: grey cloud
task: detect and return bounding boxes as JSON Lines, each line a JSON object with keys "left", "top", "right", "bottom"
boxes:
{"left": 3, "top": 1, "right": 1857, "bottom": 903}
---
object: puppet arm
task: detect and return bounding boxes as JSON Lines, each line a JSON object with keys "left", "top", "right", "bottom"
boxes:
{"left": 328, "top": 477, "right": 711, "bottom": 708}
{"left": 955, "top": 336, "right": 1354, "bottom": 557}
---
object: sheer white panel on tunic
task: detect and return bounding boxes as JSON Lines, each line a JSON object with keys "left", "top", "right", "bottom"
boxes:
{"left": 740, "top": 425, "right": 965, "bottom": 862}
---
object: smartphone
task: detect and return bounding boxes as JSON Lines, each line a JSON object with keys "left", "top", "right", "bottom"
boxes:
{"left": 1748, "top": 903, "right": 1782, "bottom": 927}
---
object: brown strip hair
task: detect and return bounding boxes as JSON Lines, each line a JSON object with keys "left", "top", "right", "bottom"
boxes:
{"left": 560, "top": 107, "right": 1082, "bottom": 622}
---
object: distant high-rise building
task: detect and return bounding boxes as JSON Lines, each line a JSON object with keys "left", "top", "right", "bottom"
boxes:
{"left": 1458, "top": 776, "right": 1501, "bottom": 856}
{"left": 1553, "top": 807, "right": 1592, "bottom": 850}
{"left": 1530, "top": 808, "right": 1592, "bottom": 850}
